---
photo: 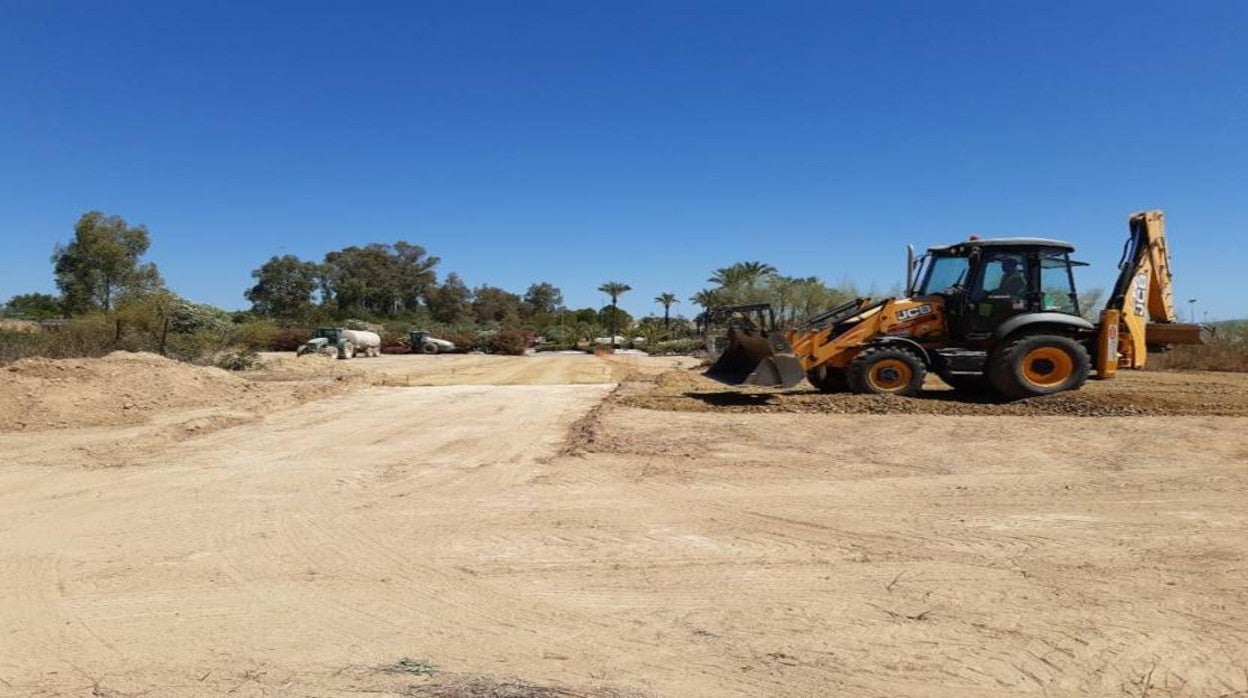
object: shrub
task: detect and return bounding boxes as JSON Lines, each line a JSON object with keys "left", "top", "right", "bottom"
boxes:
{"left": 46, "top": 315, "right": 116, "bottom": 359}
{"left": 485, "top": 330, "right": 532, "bottom": 355}
{"left": 650, "top": 338, "right": 704, "bottom": 355}
{"left": 170, "top": 300, "right": 232, "bottom": 335}
{"left": 233, "top": 319, "right": 278, "bottom": 351}
{"left": 164, "top": 330, "right": 234, "bottom": 364}
{"left": 215, "top": 349, "right": 262, "bottom": 371}
{"left": 440, "top": 331, "right": 479, "bottom": 353}
{"left": 1147, "top": 322, "right": 1248, "bottom": 372}
{"left": 0, "top": 330, "right": 53, "bottom": 364}
{"left": 269, "top": 327, "right": 313, "bottom": 352}
{"left": 1149, "top": 343, "right": 1248, "bottom": 372}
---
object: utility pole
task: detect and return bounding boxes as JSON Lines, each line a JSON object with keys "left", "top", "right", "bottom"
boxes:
{"left": 1188, "top": 298, "right": 1197, "bottom": 323}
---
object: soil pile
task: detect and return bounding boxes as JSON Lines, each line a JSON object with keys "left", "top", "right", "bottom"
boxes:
{"left": 251, "top": 351, "right": 366, "bottom": 379}
{"left": 0, "top": 351, "right": 357, "bottom": 431}
{"left": 623, "top": 368, "right": 1248, "bottom": 417}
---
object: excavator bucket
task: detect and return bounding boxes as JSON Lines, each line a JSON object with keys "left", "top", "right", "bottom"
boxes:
{"left": 705, "top": 328, "right": 805, "bottom": 388}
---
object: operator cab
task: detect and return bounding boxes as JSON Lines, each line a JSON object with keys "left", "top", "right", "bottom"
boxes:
{"left": 314, "top": 327, "right": 342, "bottom": 343}
{"left": 914, "top": 238, "right": 1084, "bottom": 343}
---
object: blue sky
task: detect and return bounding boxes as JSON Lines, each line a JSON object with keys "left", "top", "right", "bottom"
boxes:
{"left": 2, "top": 1, "right": 1245, "bottom": 321}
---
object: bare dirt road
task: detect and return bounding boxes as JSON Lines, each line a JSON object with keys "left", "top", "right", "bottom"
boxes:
{"left": 255, "top": 351, "right": 697, "bottom": 386}
{"left": 1, "top": 353, "right": 1246, "bottom": 697}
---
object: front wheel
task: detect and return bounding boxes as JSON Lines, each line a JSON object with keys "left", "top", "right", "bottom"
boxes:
{"left": 422, "top": 342, "right": 439, "bottom": 355}
{"left": 988, "top": 334, "right": 1090, "bottom": 399}
{"left": 846, "top": 346, "right": 926, "bottom": 396}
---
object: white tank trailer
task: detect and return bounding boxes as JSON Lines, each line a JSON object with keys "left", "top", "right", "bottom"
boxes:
{"left": 297, "top": 328, "right": 382, "bottom": 359}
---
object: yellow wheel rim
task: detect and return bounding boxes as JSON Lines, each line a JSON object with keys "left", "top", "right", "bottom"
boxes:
{"left": 868, "top": 359, "right": 912, "bottom": 392}
{"left": 1021, "top": 346, "right": 1074, "bottom": 387}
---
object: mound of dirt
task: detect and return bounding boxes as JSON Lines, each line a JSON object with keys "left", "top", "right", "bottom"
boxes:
{"left": 0, "top": 351, "right": 358, "bottom": 432}
{"left": 623, "top": 368, "right": 1248, "bottom": 417}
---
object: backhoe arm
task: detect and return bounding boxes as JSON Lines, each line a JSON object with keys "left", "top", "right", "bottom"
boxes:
{"left": 1098, "top": 209, "right": 1205, "bottom": 376}
{"left": 1107, "top": 210, "right": 1176, "bottom": 322}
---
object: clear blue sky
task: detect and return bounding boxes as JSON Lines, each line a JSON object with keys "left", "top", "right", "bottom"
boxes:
{"left": 2, "top": 1, "right": 1245, "bottom": 321}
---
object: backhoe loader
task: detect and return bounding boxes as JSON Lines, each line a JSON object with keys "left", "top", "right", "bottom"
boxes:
{"left": 706, "top": 210, "right": 1208, "bottom": 399}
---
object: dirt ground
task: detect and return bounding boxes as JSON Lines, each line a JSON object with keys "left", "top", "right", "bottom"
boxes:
{"left": 255, "top": 352, "right": 700, "bottom": 387}
{"left": 1, "top": 353, "right": 1246, "bottom": 697}
{"left": 627, "top": 366, "right": 1248, "bottom": 417}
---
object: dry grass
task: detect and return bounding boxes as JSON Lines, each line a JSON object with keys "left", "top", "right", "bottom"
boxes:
{"left": 1148, "top": 321, "right": 1248, "bottom": 372}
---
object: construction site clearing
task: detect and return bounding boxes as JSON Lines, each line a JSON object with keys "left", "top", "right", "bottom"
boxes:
{"left": 1, "top": 351, "right": 1246, "bottom": 697}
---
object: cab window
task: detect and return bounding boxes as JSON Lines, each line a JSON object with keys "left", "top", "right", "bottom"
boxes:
{"left": 978, "top": 253, "right": 1028, "bottom": 297}
{"left": 1040, "top": 253, "right": 1079, "bottom": 314}
{"left": 918, "top": 256, "right": 970, "bottom": 294}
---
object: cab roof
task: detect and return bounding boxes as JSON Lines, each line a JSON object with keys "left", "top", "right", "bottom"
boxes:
{"left": 928, "top": 237, "right": 1075, "bottom": 254}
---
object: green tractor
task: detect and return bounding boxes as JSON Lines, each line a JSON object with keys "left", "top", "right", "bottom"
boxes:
{"left": 409, "top": 330, "right": 457, "bottom": 355}
{"left": 297, "top": 328, "right": 382, "bottom": 360}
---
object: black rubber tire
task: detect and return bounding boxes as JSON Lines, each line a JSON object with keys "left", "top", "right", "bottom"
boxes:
{"left": 422, "top": 342, "right": 439, "bottom": 355}
{"left": 846, "top": 346, "right": 926, "bottom": 397}
{"left": 806, "top": 365, "right": 848, "bottom": 392}
{"left": 940, "top": 374, "right": 993, "bottom": 394}
{"left": 988, "top": 334, "right": 1090, "bottom": 399}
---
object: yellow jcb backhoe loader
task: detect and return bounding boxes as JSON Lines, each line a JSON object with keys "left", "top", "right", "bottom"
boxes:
{"left": 706, "top": 210, "right": 1208, "bottom": 399}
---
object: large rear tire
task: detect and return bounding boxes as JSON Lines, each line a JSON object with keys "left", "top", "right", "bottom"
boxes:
{"left": 988, "top": 334, "right": 1090, "bottom": 399}
{"left": 422, "top": 342, "right": 439, "bottom": 355}
{"left": 846, "top": 346, "right": 926, "bottom": 397}
{"left": 807, "top": 365, "right": 848, "bottom": 393}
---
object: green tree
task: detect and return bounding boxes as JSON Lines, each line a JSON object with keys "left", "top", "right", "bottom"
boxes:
{"left": 598, "top": 306, "right": 633, "bottom": 339}
{"left": 3, "top": 293, "right": 62, "bottom": 319}
{"left": 689, "top": 288, "right": 722, "bottom": 311}
{"left": 765, "top": 275, "right": 798, "bottom": 322}
{"left": 245, "top": 254, "right": 322, "bottom": 319}
{"left": 523, "top": 282, "right": 563, "bottom": 317}
{"left": 52, "top": 211, "right": 163, "bottom": 314}
{"left": 597, "top": 281, "right": 631, "bottom": 348}
{"left": 321, "top": 242, "right": 439, "bottom": 316}
{"left": 471, "top": 285, "right": 524, "bottom": 326}
{"left": 707, "top": 261, "right": 776, "bottom": 304}
{"left": 427, "top": 272, "right": 473, "bottom": 324}
{"left": 654, "top": 292, "right": 678, "bottom": 329}
{"left": 571, "top": 307, "right": 600, "bottom": 325}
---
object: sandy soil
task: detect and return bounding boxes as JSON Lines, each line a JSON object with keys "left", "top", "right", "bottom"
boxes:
{"left": 256, "top": 351, "right": 699, "bottom": 386}
{"left": 0, "top": 352, "right": 357, "bottom": 434}
{"left": 1, "top": 354, "right": 1246, "bottom": 697}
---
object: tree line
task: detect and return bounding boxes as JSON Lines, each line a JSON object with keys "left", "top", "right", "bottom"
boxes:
{"left": 17, "top": 210, "right": 1107, "bottom": 357}
{"left": 1, "top": 212, "right": 708, "bottom": 358}
{"left": 1, "top": 210, "right": 885, "bottom": 337}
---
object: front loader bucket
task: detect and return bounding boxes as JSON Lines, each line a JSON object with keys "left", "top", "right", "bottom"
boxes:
{"left": 705, "top": 329, "right": 805, "bottom": 388}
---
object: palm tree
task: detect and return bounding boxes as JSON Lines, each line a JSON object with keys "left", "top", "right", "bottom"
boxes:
{"left": 735, "top": 261, "right": 777, "bottom": 289}
{"left": 597, "top": 281, "right": 631, "bottom": 348}
{"left": 689, "top": 289, "right": 720, "bottom": 310}
{"left": 708, "top": 265, "right": 748, "bottom": 288}
{"left": 689, "top": 289, "right": 722, "bottom": 334}
{"left": 654, "top": 292, "right": 678, "bottom": 328}
{"left": 708, "top": 261, "right": 777, "bottom": 304}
